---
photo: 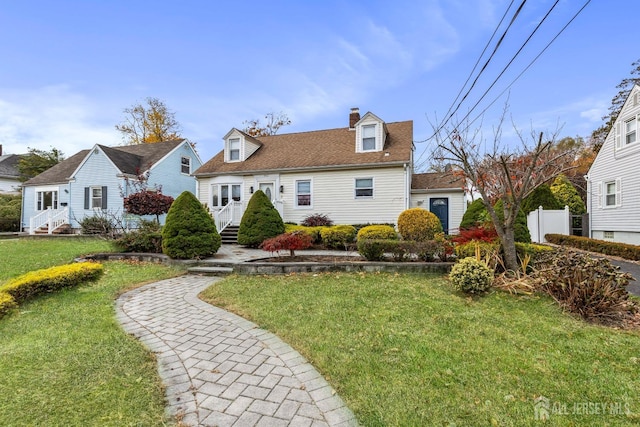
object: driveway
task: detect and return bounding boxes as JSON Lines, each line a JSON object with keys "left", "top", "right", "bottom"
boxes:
{"left": 609, "top": 259, "right": 640, "bottom": 297}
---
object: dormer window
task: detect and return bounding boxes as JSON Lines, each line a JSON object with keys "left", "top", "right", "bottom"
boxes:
{"left": 362, "top": 125, "right": 376, "bottom": 151}
{"left": 625, "top": 117, "right": 637, "bottom": 145}
{"left": 229, "top": 138, "right": 240, "bottom": 161}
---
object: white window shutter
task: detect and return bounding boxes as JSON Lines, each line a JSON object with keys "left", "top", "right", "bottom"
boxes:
{"left": 616, "top": 178, "right": 622, "bottom": 207}
{"left": 615, "top": 122, "right": 622, "bottom": 150}
{"left": 597, "top": 181, "right": 602, "bottom": 208}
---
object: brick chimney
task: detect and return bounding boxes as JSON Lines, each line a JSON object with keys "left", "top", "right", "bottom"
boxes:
{"left": 349, "top": 108, "right": 360, "bottom": 129}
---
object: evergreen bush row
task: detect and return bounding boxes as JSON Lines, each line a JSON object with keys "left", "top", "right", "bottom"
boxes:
{"left": 545, "top": 234, "right": 640, "bottom": 261}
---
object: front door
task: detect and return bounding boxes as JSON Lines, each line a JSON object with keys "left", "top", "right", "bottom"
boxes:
{"left": 259, "top": 182, "right": 275, "bottom": 202}
{"left": 430, "top": 198, "right": 449, "bottom": 234}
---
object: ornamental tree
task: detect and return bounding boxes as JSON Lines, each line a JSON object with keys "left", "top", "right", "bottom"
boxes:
{"left": 123, "top": 190, "right": 174, "bottom": 223}
{"left": 431, "top": 108, "right": 576, "bottom": 272}
{"left": 260, "top": 232, "right": 313, "bottom": 257}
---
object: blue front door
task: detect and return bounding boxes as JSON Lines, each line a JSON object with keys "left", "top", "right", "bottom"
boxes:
{"left": 430, "top": 198, "right": 449, "bottom": 234}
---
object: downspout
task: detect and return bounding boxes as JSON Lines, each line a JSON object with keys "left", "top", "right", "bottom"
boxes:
{"left": 404, "top": 163, "right": 410, "bottom": 209}
{"left": 584, "top": 174, "right": 590, "bottom": 238}
{"left": 21, "top": 184, "right": 25, "bottom": 232}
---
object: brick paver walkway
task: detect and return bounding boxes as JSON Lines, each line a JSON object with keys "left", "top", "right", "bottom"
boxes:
{"left": 116, "top": 276, "right": 358, "bottom": 427}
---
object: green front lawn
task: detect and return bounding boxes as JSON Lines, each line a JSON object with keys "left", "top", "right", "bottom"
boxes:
{"left": 0, "top": 239, "right": 185, "bottom": 426}
{"left": 201, "top": 273, "right": 640, "bottom": 426}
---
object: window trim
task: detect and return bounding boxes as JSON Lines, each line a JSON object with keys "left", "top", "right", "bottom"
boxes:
{"left": 180, "top": 156, "right": 191, "bottom": 174}
{"left": 354, "top": 177, "right": 374, "bottom": 199}
{"left": 35, "top": 189, "right": 58, "bottom": 211}
{"left": 361, "top": 124, "right": 376, "bottom": 152}
{"left": 211, "top": 183, "right": 242, "bottom": 207}
{"left": 603, "top": 179, "right": 621, "bottom": 208}
{"left": 295, "top": 179, "right": 313, "bottom": 208}
{"left": 625, "top": 117, "right": 637, "bottom": 145}
{"left": 91, "top": 186, "right": 103, "bottom": 209}
{"left": 228, "top": 138, "right": 241, "bottom": 162}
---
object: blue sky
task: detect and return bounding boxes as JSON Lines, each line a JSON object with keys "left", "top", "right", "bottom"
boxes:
{"left": 0, "top": 1, "right": 637, "bottom": 170}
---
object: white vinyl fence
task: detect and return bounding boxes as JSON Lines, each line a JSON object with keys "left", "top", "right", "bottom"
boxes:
{"left": 527, "top": 206, "right": 570, "bottom": 243}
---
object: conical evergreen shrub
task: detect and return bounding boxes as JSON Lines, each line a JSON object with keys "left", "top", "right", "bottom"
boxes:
{"left": 237, "top": 190, "right": 285, "bottom": 247}
{"left": 162, "top": 191, "right": 221, "bottom": 259}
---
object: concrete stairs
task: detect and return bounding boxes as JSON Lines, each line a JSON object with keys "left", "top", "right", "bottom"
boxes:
{"left": 220, "top": 226, "right": 239, "bottom": 244}
{"left": 34, "top": 224, "right": 72, "bottom": 235}
{"left": 187, "top": 260, "right": 236, "bottom": 276}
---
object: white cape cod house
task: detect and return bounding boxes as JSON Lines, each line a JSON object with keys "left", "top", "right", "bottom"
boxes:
{"left": 194, "top": 109, "right": 467, "bottom": 234}
{"left": 587, "top": 84, "right": 640, "bottom": 244}
{"left": 21, "top": 140, "right": 202, "bottom": 234}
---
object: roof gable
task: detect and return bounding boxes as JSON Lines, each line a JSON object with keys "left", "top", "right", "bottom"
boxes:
{"left": 0, "top": 154, "right": 22, "bottom": 179}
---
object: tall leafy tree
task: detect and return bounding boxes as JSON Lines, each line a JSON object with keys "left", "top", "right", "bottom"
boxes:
{"left": 242, "top": 111, "right": 291, "bottom": 137}
{"left": 591, "top": 59, "right": 640, "bottom": 151}
{"left": 17, "top": 147, "right": 64, "bottom": 182}
{"left": 116, "top": 97, "right": 184, "bottom": 144}
{"left": 550, "top": 174, "right": 586, "bottom": 215}
{"left": 432, "top": 107, "right": 576, "bottom": 272}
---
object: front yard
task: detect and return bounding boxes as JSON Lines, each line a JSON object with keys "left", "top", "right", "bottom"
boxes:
{"left": 201, "top": 272, "right": 640, "bottom": 426}
{"left": 0, "top": 239, "right": 185, "bottom": 426}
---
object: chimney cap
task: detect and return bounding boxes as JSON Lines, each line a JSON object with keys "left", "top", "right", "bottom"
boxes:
{"left": 350, "top": 107, "right": 359, "bottom": 112}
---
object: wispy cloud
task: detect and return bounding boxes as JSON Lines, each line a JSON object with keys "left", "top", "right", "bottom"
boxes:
{"left": 0, "top": 85, "right": 116, "bottom": 156}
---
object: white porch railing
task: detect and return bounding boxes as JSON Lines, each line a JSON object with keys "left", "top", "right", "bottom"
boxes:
{"left": 214, "top": 201, "right": 241, "bottom": 232}
{"left": 30, "top": 207, "right": 70, "bottom": 234}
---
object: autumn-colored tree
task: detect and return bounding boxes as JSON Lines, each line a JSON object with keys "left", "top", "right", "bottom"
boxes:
{"left": 116, "top": 97, "right": 185, "bottom": 145}
{"left": 550, "top": 174, "right": 585, "bottom": 215}
{"left": 17, "top": 147, "right": 64, "bottom": 182}
{"left": 432, "top": 110, "right": 576, "bottom": 272}
{"left": 123, "top": 191, "right": 174, "bottom": 223}
{"left": 591, "top": 59, "right": 640, "bottom": 151}
{"left": 242, "top": 111, "right": 291, "bottom": 137}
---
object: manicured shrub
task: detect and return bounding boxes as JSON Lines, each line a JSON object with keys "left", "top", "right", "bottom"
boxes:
{"left": 521, "top": 184, "right": 562, "bottom": 215}
{"left": 115, "top": 220, "right": 163, "bottom": 253}
{"left": 301, "top": 213, "right": 333, "bottom": 227}
{"left": 449, "top": 257, "right": 494, "bottom": 294}
{"left": 0, "top": 292, "right": 17, "bottom": 318}
{"left": 494, "top": 200, "right": 531, "bottom": 243}
{"left": 459, "top": 199, "right": 489, "bottom": 229}
{"left": 545, "top": 234, "right": 640, "bottom": 261}
{"left": 352, "top": 223, "right": 396, "bottom": 233}
{"left": 260, "top": 232, "right": 313, "bottom": 256}
{"left": 284, "top": 224, "right": 324, "bottom": 243}
{"left": 162, "top": 191, "right": 221, "bottom": 259}
{"left": 80, "top": 215, "right": 114, "bottom": 235}
{"left": 237, "top": 190, "right": 285, "bottom": 248}
{"left": 0, "top": 194, "right": 21, "bottom": 232}
{"left": 416, "top": 239, "right": 446, "bottom": 262}
{"left": 357, "top": 239, "right": 388, "bottom": 261}
{"left": 357, "top": 239, "right": 444, "bottom": 262}
{"left": 0, "top": 262, "right": 104, "bottom": 304}
{"left": 397, "top": 208, "right": 443, "bottom": 242}
{"left": 451, "top": 226, "right": 498, "bottom": 245}
{"left": 320, "top": 225, "right": 357, "bottom": 250}
{"left": 533, "top": 249, "right": 638, "bottom": 325}
{"left": 357, "top": 225, "right": 398, "bottom": 241}
{"left": 455, "top": 241, "right": 501, "bottom": 261}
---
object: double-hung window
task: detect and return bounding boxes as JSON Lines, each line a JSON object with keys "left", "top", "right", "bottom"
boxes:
{"left": 605, "top": 181, "right": 617, "bottom": 207}
{"left": 84, "top": 186, "right": 107, "bottom": 210}
{"left": 625, "top": 117, "right": 637, "bottom": 145}
{"left": 229, "top": 138, "right": 240, "bottom": 161}
{"left": 181, "top": 156, "right": 191, "bottom": 174}
{"left": 296, "top": 180, "right": 312, "bottom": 207}
{"left": 362, "top": 125, "right": 376, "bottom": 151}
{"left": 355, "top": 178, "right": 373, "bottom": 198}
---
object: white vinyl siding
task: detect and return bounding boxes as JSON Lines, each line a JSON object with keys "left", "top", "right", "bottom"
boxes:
{"left": 410, "top": 190, "right": 467, "bottom": 234}
{"left": 588, "top": 85, "right": 640, "bottom": 241}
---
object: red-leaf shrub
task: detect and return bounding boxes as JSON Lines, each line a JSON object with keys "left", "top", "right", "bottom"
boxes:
{"left": 124, "top": 190, "right": 174, "bottom": 220}
{"left": 452, "top": 226, "right": 498, "bottom": 245}
{"left": 301, "top": 213, "right": 333, "bottom": 227}
{"left": 260, "top": 232, "right": 313, "bottom": 256}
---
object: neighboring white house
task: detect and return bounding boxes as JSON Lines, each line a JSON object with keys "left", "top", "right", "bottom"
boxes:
{"left": 587, "top": 84, "right": 640, "bottom": 244}
{"left": 0, "top": 146, "right": 23, "bottom": 194}
{"left": 194, "top": 108, "right": 467, "bottom": 234}
{"left": 21, "top": 140, "right": 202, "bottom": 233}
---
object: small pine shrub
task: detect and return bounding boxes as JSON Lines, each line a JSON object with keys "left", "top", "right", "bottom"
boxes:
{"left": 521, "top": 184, "right": 562, "bottom": 215}
{"left": 301, "top": 213, "right": 333, "bottom": 227}
{"left": 80, "top": 215, "right": 114, "bottom": 235}
{"left": 0, "top": 262, "right": 104, "bottom": 304}
{"left": 397, "top": 208, "right": 443, "bottom": 242}
{"left": 162, "top": 191, "right": 221, "bottom": 259}
{"left": 238, "top": 190, "right": 285, "bottom": 248}
{"left": 449, "top": 257, "right": 494, "bottom": 294}
{"left": 115, "top": 220, "right": 163, "bottom": 253}
{"left": 260, "top": 232, "right": 313, "bottom": 256}
{"left": 533, "top": 249, "right": 638, "bottom": 325}
{"left": 357, "top": 225, "right": 398, "bottom": 241}
{"left": 460, "top": 199, "right": 489, "bottom": 229}
{"left": 320, "top": 225, "right": 357, "bottom": 250}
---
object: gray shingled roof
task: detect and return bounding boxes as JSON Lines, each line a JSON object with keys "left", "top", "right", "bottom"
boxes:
{"left": 0, "top": 154, "right": 21, "bottom": 179}
{"left": 23, "top": 140, "right": 184, "bottom": 186}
